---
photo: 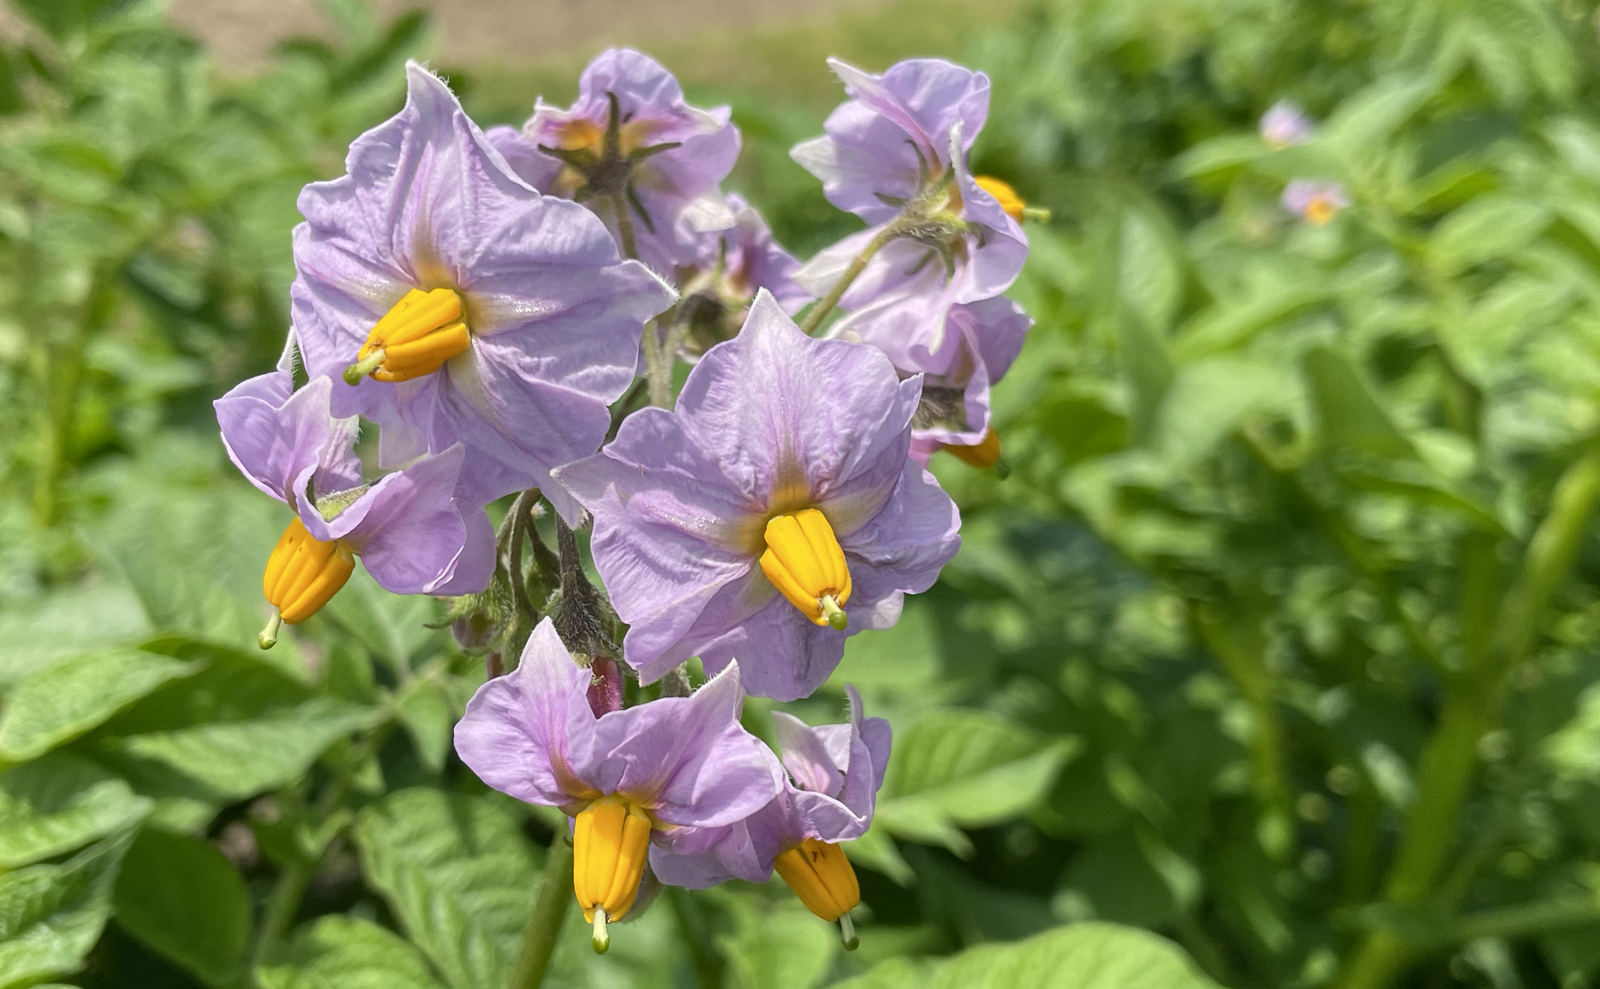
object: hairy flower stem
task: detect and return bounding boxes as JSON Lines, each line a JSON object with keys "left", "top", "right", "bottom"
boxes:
{"left": 507, "top": 490, "right": 539, "bottom": 625}
{"left": 797, "top": 220, "right": 904, "bottom": 336}
{"left": 507, "top": 830, "right": 575, "bottom": 989}
{"left": 1337, "top": 444, "right": 1600, "bottom": 989}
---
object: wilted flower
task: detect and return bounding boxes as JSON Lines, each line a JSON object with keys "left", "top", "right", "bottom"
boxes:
{"left": 555, "top": 291, "right": 961, "bottom": 701}
{"left": 791, "top": 58, "right": 1029, "bottom": 359}
{"left": 214, "top": 369, "right": 493, "bottom": 648}
{"left": 488, "top": 48, "right": 740, "bottom": 274}
{"left": 1260, "top": 99, "right": 1315, "bottom": 148}
{"left": 1282, "top": 179, "right": 1350, "bottom": 226}
{"left": 653, "top": 685, "right": 889, "bottom": 947}
{"left": 673, "top": 193, "right": 810, "bottom": 359}
{"left": 290, "top": 62, "right": 674, "bottom": 523}
{"left": 453, "top": 618, "right": 783, "bottom": 950}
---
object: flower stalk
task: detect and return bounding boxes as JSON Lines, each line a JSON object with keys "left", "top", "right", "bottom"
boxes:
{"left": 506, "top": 830, "right": 575, "bottom": 989}
{"left": 797, "top": 220, "right": 904, "bottom": 335}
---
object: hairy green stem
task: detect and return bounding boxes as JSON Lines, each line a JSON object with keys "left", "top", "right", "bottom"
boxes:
{"left": 797, "top": 222, "right": 903, "bottom": 336}
{"left": 1338, "top": 445, "right": 1600, "bottom": 989}
{"left": 508, "top": 830, "right": 575, "bottom": 989}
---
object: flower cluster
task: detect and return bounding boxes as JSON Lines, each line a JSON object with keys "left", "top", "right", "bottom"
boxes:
{"left": 1259, "top": 99, "right": 1350, "bottom": 227}
{"left": 216, "top": 50, "right": 1035, "bottom": 953}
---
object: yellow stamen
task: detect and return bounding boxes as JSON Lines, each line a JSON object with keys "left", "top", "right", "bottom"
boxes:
{"left": 260, "top": 517, "right": 355, "bottom": 645}
{"left": 775, "top": 838, "right": 860, "bottom": 923}
{"left": 345, "top": 288, "right": 470, "bottom": 385}
{"left": 573, "top": 795, "right": 653, "bottom": 938}
{"left": 946, "top": 427, "right": 1002, "bottom": 469}
{"left": 759, "top": 509, "right": 852, "bottom": 630}
{"left": 1305, "top": 196, "right": 1339, "bottom": 226}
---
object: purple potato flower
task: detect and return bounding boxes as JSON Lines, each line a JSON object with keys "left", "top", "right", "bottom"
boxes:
{"left": 453, "top": 617, "right": 784, "bottom": 935}
{"left": 487, "top": 48, "right": 740, "bottom": 277}
{"left": 792, "top": 58, "right": 1028, "bottom": 369}
{"left": 892, "top": 297, "right": 1031, "bottom": 465}
{"left": 1260, "top": 99, "right": 1315, "bottom": 148}
{"left": 290, "top": 62, "right": 674, "bottom": 523}
{"left": 1282, "top": 178, "right": 1350, "bottom": 226}
{"left": 215, "top": 367, "right": 494, "bottom": 639}
{"left": 651, "top": 685, "right": 891, "bottom": 888}
{"left": 554, "top": 291, "right": 961, "bottom": 701}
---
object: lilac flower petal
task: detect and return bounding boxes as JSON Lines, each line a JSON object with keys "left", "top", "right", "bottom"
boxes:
{"left": 577, "top": 662, "right": 784, "bottom": 828}
{"left": 772, "top": 711, "right": 844, "bottom": 796}
{"left": 794, "top": 58, "right": 990, "bottom": 224}
{"left": 215, "top": 373, "right": 361, "bottom": 510}
{"left": 454, "top": 618, "right": 597, "bottom": 811}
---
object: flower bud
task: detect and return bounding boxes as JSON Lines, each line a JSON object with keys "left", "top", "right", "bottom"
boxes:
{"left": 573, "top": 795, "right": 653, "bottom": 952}
{"left": 775, "top": 838, "right": 860, "bottom": 922}
{"left": 345, "top": 287, "right": 470, "bottom": 385}
{"left": 760, "top": 509, "right": 852, "bottom": 630}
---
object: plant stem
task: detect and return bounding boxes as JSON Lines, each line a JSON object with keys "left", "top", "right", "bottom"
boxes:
{"left": 666, "top": 886, "right": 723, "bottom": 989}
{"left": 612, "top": 194, "right": 639, "bottom": 262}
{"left": 1337, "top": 445, "right": 1600, "bottom": 989}
{"left": 508, "top": 830, "right": 575, "bottom": 989}
{"left": 1195, "top": 603, "right": 1295, "bottom": 861}
{"left": 797, "top": 222, "right": 903, "bottom": 336}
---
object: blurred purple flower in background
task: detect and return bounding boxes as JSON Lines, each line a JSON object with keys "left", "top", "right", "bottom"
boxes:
{"left": 1282, "top": 178, "right": 1350, "bottom": 225}
{"left": 1260, "top": 98, "right": 1315, "bottom": 148}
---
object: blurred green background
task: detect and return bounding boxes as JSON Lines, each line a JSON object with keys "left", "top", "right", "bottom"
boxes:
{"left": 6, "top": 1, "right": 1600, "bottom": 988}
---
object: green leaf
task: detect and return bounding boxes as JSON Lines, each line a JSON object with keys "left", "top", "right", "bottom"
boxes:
{"left": 0, "top": 649, "right": 200, "bottom": 761}
{"left": 720, "top": 897, "right": 838, "bottom": 989}
{"left": 0, "top": 584, "right": 151, "bottom": 690}
{"left": 1323, "top": 73, "right": 1435, "bottom": 160}
{"left": 392, "top": 671, "right": 457, "bottom": 774}
{"left": 875, "top": 711, "right": 1077, "bottom": 856}
{"left": 0, "top": 829, "right": 135, "bottom": 987}
{"left": 322, "top": 568, "right": 441, "bottom": 677}
{"left": 1428, "top": 195, "right": 1550, "bottom": 275}
{"left": 1117, "top": 309, "right": 1173, "bottom": 446}
{"left": 99, "top": 484, "right": 301, "bottom": 659}
{"left": 257, "top": 915, "right": 445, "bottom": 989}
{"left": 105, "top": 698, "right": 380, "bottom": 803}
{"left": 0, "top": 755, "right": 150, "bottom": 869}
{"left": 1154, "top": 358, "right": 1287, "bottom": 468}
{"left": 828, "top": 922, "right": 1222, "bottom": 989}
{"left": 1118, "top": 208, "right": 1183, "bottom": 336}
{"left": 353, "top": 788, "right": 540, "bottom": 989}
{"left": 112, "top": 827, "right": 251, "bottom": 986}
{"left": 1302, "top": 346, "right": 1415, "bottom": 460}
{"left": 844, "top": 823, "right": 915, "bottom": 887}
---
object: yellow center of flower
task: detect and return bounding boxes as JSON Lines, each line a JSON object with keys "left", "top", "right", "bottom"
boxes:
{"left": 974, "top": 175, "right": 1026, "bottom": 222}
{"left": 945, "top": 427, "right": 1003, "bottom": 469}
{"left": 573, "top": 795, "right": 653, "bottom": 952}
{"left": 775, "top": 838, "right": 861, "bottom": 923}
{"left": 344, "top": 288, "right": 470, "bottom": 385}
{"left": 759, "top": 509, "right": 852, "bottom": 631}
{"left": 1304, "top": 195, "right": 1340, "bottom": 227}
{"left": 258, "top": 516, "right": 355, "bottom": 648}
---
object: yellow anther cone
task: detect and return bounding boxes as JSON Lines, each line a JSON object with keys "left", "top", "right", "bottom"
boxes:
{"left": 260, "top": 517, "right": 355, "bottom": 648}
{"left": 947, "top": 428, "right": 1003, "bottom": 469}
{"left": 974, "top": 176, "right": 1027, "bottom": 223}
{"left": 347, "top": 287, "right": 471, "bottom": 384}
{"left": 775, "top": 838, "right": 860, "bottom": 922}
{"left": 574, "top": 796, "right": 653, "bottom": 937}
{"left": 760, "top": 509, "right": 852, "bottom": 629}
